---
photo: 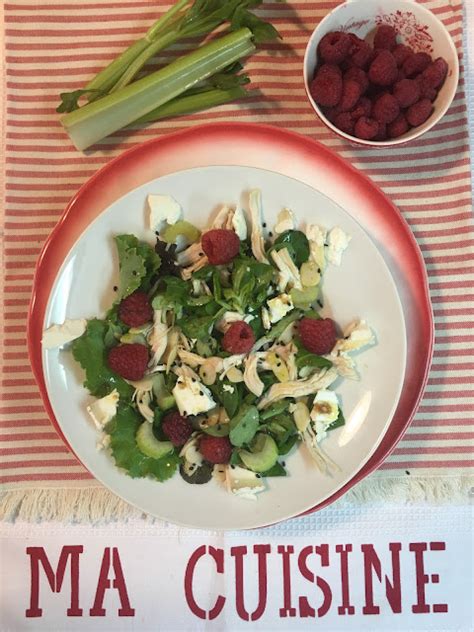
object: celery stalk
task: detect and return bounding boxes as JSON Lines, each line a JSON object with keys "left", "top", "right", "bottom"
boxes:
{"left": 133, "top": 86, "right": 250, "bottom": 124}
{"left": 85, "top": 0, "right": 191, "bottom": 95}
{"left": 61, "top": 28, "right": 254, "bottom": 151}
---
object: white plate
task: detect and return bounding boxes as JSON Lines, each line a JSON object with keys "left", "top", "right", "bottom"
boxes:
{"left": 42, "top": 165, "right": 406, "bottom": 530}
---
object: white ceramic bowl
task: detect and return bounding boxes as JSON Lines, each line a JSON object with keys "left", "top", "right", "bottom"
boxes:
{"left": 303, "top": 0, "right": 459, "bottom": 146}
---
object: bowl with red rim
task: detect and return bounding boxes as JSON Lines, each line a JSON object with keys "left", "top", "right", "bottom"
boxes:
{"left": 303, "top": 0, "right": 459, "bottom": 146}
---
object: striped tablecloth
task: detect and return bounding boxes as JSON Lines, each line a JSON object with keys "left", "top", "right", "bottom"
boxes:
{"left": 1, "top": 0, "right": 473, "bottom": 522}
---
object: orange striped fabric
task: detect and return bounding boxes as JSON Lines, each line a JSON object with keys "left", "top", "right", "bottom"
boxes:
{"left": 1, "top": 0, "right": 473, "bottom": 495}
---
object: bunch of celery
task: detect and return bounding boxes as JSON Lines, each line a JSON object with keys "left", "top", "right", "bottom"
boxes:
{"left": 58, "top": 0, "right": 280, "bottom": 151}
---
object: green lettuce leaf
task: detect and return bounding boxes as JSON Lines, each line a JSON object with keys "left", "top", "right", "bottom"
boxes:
{"left": 71, "top": 319, "right": 133, "bottom": 399}
{"left": 115, "top": 234, "right": 161, "bottom": 298}
{"left": 107, "top": 404, "right": 180, "bottom": 481}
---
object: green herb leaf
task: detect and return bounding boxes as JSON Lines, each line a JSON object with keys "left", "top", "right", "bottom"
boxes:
{"left": 108, "top": 404, "right": 179, "bottom": 481}
{"left": 295, "top": 350, "right": 333, "bottom": 370}
{"left": 178, "top": 307, "right": 225, "bottom": 339}
{"left": 327, "top": 408, "right": 345, "bottom": 432}
{"left": 115, "top": 234, "right": 161, "bottom": 298}
{"left": 72, "top": 319, "right": 133, "bottom": 399}
{"left": 259, "top": 400, "right": 289, "bottom": 420}
{"left": 266, "top": 309, "right": 302, "bottom": 341}
{"left": 152, "top": 276, "right": 190, "bottom": 311}
{"left": 273, "top": 230, "right": 310, "bottom": 266}
{"left": 261, "top": 462, "right": 287, "bottom": 477}
{"left": 210, "top": 380, "right": 241, "bottom": 418}
{"left": 278, "top": 434, "right": 299, "bottom": 455}
{"left": 229, "top": 403, "right": 259, "bottom": 447}
{"left": 56, "top": 89, "right": 104, "bottom": 113}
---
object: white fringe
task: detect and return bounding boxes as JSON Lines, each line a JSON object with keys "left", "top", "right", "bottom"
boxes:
{"left": 1, "top": 476, "right": 472, "bottom": 524}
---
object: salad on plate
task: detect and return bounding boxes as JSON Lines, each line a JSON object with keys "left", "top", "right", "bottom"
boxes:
{"left": 43, "top": 189, "right": 375, "bottom": 500}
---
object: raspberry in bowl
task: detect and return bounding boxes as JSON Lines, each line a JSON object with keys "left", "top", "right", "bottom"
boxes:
{"left": 303, "top": 0, "right": 459, "bottom": 146}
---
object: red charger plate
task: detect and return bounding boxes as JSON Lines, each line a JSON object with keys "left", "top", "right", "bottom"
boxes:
{"left": 28, "top": 122, "right": 434, "bottom": 516}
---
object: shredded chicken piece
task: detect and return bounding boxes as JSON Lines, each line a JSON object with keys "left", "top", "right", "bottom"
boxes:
{"left": 177, "top": 242, "right": 203, "bottom": 267}
{"left": 325, "top": 352, "right": 358, "bottom": 379}
{"left": 261, "top": 307, "right": 271, "bottom": 330}
{"left": 174, "top": 364, "right": 200, "bottom": 380}
{"left": 225, "top": 208, "right": 235, "bottom": 231}
{"left": 257, "top": 367, "right": 338, "bottom": 409}
{"left": 248, "top": 189, "right": 269, "bottom": 264}
{"left": 177, "top": 349, "right": 206, "bottom": 368}
{"left": 274, "top": 208, "right": 295, "bottom": 234}
{"left": 148, "top": 310, "right": 168, "bottom": 369}
{"left": 212, "top": 204, "right": 232, "bottom": 229}
{"left": 163, "top": 327, "right": 180, "bottom": 372}
{"left": 219, "top": 354, "right": 245, "bottom": 380}
{"left": 271, "top": 247, "right": 302, "bottom": 291}
{"left": 135, "top": 390, "right": 154, "bottom": 423}
{"left": 302, "top": 427, "right": 340, "bottom": 474}
{"left": 181, "top": 256, "right": 209, "bottom": 280}
{"left": 243, "top": 354, "right": 264, "bottom": 396}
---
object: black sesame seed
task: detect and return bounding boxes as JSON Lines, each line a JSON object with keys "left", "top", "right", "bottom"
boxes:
{"left": 132, "top": 270, "right": 137, "bottom": 276}
{"left": 324, "top": 242, "right": 329, "bottom": 247}
{"left": 183, "top": 410, "right": 187, "bottom": 416}
{"left": 256, "top": 474, "right": 261, "bottom": 478}
{"left": 113, "top": 285, "right": 118, "bottom": 292}
{"left": 262, "top": 222, "right": 267, "bottom": 228}
{"left": 282, "top": 461, "right": 286, "bottom": 466}
{"left": 268, "top": 231, "right": 273, "bottom": 237}
{"left": 216, "top": 424, "right": 221, "bottom": 430}
{"left": 317, "top": 300, "right": 323, "bottom": 309}
{"left": 199, "top": 252, "right": 204, "bottom": 257}
{"left": 405, "top": 470, "right": 410, "bottom": 475}
{"left": 155, "top": 231, "right": 160, "bottom": 236}
{"left": 192, "top": 378, "right": 197, "bottom": 383}
{"left": 317, "top": 268, "right": 321, "bottom": 274}
{"left": 231, "top": 465, "right": 235, "bottom": 469}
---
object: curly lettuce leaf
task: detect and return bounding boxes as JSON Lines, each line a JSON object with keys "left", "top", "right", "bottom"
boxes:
{"left": 107, "top": 404, "right": 179, "bottom": 481}
{"left": 115, "top": 234, "right": 161, "bottom": 298}
{"left": 71, "top": 319, "right": 133, "bottom": 399}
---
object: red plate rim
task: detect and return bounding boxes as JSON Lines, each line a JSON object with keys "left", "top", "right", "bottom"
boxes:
{"left": 27, "top": 122, "right": 434, "bottom": 521}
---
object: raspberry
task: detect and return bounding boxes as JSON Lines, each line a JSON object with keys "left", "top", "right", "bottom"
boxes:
{"left": 118, "top": 291, "right": 153, "bottom": 327}
{"left": 421, "top": 57, "right": 448, "bottom": 89}
{"left": 417, "top": 75, "right": 438, "bottom": 101}
{"left": 337, "top": 79, "right": 362, "bottom": 111}
{"left": 222, "top": 321, "right": 255, "bottom": 354}
{"left": 322, "top": 106, "right": 337, "bottom": 123}
{"left": 372, "top": 93, "right": 400, "bottom": 124}
{"left": 350, "top": 96, "right": 372, "bottom": 119}
{"left": 344, "top": 67, "right": 369, "bottom": 93}
{"left": 374, "top": 122, "right": 387, "bottom": 141}
{"left": 201, "top": 229, "right": 240, "bottom": 265}
{"left": 393, "top": 78, "right": 420, "bottom": 108}
{"left": 348, "top": 34, "right": 373, "bottom": 69}
{"left": 162, "top": 411, "right": 193, "bottom": 447}
{"left": 334, "top": 112, "right": 355, "bottom": 135}
{"left": 392, "top": 44, "right": 413, "bottom": 67}
{"left": 406, "top": 98, "right": 433, "bottom": 127}
{"left": 402, "top": 52, "right": 431, "bottom": 78}
{"left": 396, "top": 68, "right": 406, "bottom": 82}
{"left": 199, "top": 435, "right": 232, "bottom": 465}
{"left": 318, "top": 31, "right": 352, "bottom": 64}
{"left": 299, "top": 317, "right": 337, "bottom": 354}
{"left": 310, "top": 64, "right": 342, "bottom": 107}
{"left": 354, "top": 116, "right": 380, "bottom": 140}
{"left": 368, "top": 50, "right": 398, "bottom": 86}
{"left": 374, "top": 24, "right": 397, "bottom": 51}
{"left": 107, "top": 343, "right": 149, "bottom": 381}
{"left": 387, "top": 113, "right": 409, "bottom": 138}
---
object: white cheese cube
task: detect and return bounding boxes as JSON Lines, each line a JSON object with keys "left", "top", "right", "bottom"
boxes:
{"left": 147, "top": 194, "right": 182, "bottom": 231}
{"left": 87, "top": 389, "right": 119, "bottom": 430}
{"left": 225, "top": 465, "right": 265, "bottom": 500}
{"left": 267, "top": 293, "right": 294, "bottom": 324}
{"left": 310, "top": 389, "right": 339, "bottom": 424}
{"left": 172, "top": 376, "right": 216, "bottom": 416}
{"left": 42, "top": 319, "right": 87, "bottom": 349}
{"left": 327, "top": 227, "right": 351, "bottom": 266}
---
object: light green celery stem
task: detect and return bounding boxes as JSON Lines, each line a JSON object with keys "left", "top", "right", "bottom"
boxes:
{"left": 61, "top": 28, "right": 254, "bottom": 151}
{"left": 110, "top": 29, "right": 182, "bottom": 94}
{"left": 133, "top": 86, "right": 249, "bottom": 124}
{"left": 85, "top": 0, "right": 190, "bottom": 95}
